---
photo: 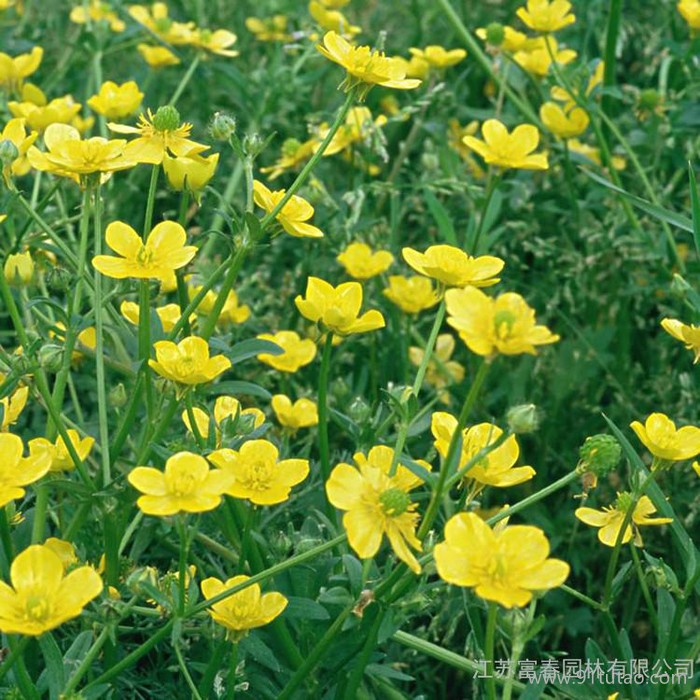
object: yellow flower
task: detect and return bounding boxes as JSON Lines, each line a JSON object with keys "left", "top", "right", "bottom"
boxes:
{"left": 446, "top": 286, "right": 559, "bottom": 356}
{"left": 463, "top": 119, "right": 548, "bottom": 170}
{"left": 630, "top": 413, "right": 700, "bottom": 462}
{"left": 575, "top": 494, "right": 672, "bottom": 547}
{"left": 319, "top": 106, "right": 387, "bottom": 157}
{"left": 317, "top": 31, "right": 421, "bottom": 98}
{"left": 408, "top": 46, "right": 467, "bottom": 69}
{"left": 0, "top": 433, "right": 51, "bottom": 507}
{"left": 190, "top": 28, "right": 239, "bottom": 57}
{"left": 383, "top": 275, "right": 440, "bottom": 315}
{"left": 513, "top": 36, "right": 577, "bottom": 77}
{"left": 678, "top": 0, "right": 700, "bottom": 30}
{"left": 121, "top": 300, "right": 192, "bottom": 333}
{"left": 137, "top": 44, "right": 181, "bottom": 68}
{"left": 516, "top": 0, "right": 576, "bottom": 32}
{"left": 447, "top": 119, "right": 485, "bottom": 177}
{"left": 271, "top": 395, "right": 319, "bottom": 430}
{"left": 261, "top": 138, "right": 317, "bottom": 180}
{"left": 295, "top": 276, "right": 385, "bottom": 336}
{"left": 92, "top": 220, "right": 197, "bottom": 281}
{"left": 245, "top": 15, "right": 292, "bottom": 42}
{"left": 256, "top": 331, "right": 317, "bottom": 372}
{"left": 337, "top": 242, "right": 393, "bottom": 280}
{"left": 187, "top": 284, "right": 250, "bottom": 325}
{"left": 108, "top": 106, "right": 208, "bottom": 165}
{"left": 0, "top": 386, "right": 28, "bottom": 430}
{"left": 0, "top": 46, "right": 42, "bottom": 92}
{"left": 326, "top": 446, "right": 431, "bottom": 574}
{"left": 253, "top": 180, "right": 323, "bottom": 238}
{"left": 201, "top": 575, "right": 287, "bottom": 637}
{"left": 402, "top": 244, "right": 504, "bottom": 288}
{"left": 43, "top": 538, "right": 78, "bottom": 570}
{"left": 128, "top": 3, "right": 194, "bottom": 45}
{"left": 567, "top": 138, "right": 626, "bottom": 170}
{"left": 431, "top": 412, "right": 535, "bottom": 491}
{"left": 8, "top": 85, "right": 82, "bottom": 133}
{"left": 27, "top": 123, "right": 135, "bottom": 183}
{"left": 540, "top": 101, "right": 589, "bottom": 139}
{"left": 0, "top": 543, "right": 102, "bottom": 635}
{"left": 434, "top": 512, "right": 569, "bottom": 608}
{"left": 1, "top": 118, "right": 38, "bottom": 182}
{"left": 162, "top": 152, "right": 219, "bottom": 194}
{"left": 476, "top": 25, "right": 529, "bottom": 52}
{"left": 409, "top": 334, "right": 465, "bottom": 403}
{"left": 70, "top": 1, "right": 125, "bottom": 32}
{"left": 28, "top": 429, "right": 94, "bottom": 472}
{"left": 182, "top": 396, "right": 265, "bottom": 441}
{"left": 551, "top": 62, "right": 604, "bottom": 111}
{"left": 149, "top": 336, "right": 231, "bottom": 385}
{"left": 208, "top": 439, "right": 309, "bottom": 505}
{"left": 4, "top": 251, "right": 33, "bottom": 286}
{"left": 661, "top": 318, "right": 700, "bottom": 363}
{"left": 309, "top": 1, "right": 361, "bottom": 37}
{"left": 87, "top": 81, "right": 143, "bottom": 120}
{"left": 72, "top": 114, "right": 95, "bottom": 135}
{"left": 128, "top": 452, "right": 234, "bottom": 516}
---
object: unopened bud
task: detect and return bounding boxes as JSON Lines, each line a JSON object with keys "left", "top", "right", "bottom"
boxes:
{"left": 109, "top": 383, "right": 127, "bottom": 408}
{"left": 46, "top": 266, "right": 73, "bottom": 292}
{"left": 0, "top": 139, "right": 19, "bottom": 166}
{"left": 348, "top": 396, "right": 371, "bottom": 423}
{"left": 4, "top": 251, "right": 33, "bottom": 286}
{"left": 209, "top": 112, "right": 237, "bottom": 141}
{"left": 485, "top": 22, "right": 505, "bottom": 46}
{"left": 638, "top": 88, "right": 661, "bottom": 111}
{"left": 506, "top": 403, "right": 540, "bottom": 434}
{"left": 37, "top": 343, "right": 63, "bottom": 373}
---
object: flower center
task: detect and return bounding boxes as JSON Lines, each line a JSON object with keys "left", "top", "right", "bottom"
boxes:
{"left": 242, "top": 460, "right": 274, "bottom": 491}
{"left": 25, "top": 595, "right": 50, "bottom": 623}
{"left": 170, "top": 471, "right": 197, "bottom": 497}
{"left": 136, "top": 244, "right": 155, "bottom": 267}
{"left": 379, "top": 488, "right": 411, "bottom": 516}
{"left": 494, "top": 309, "right": 517, "bottom": 337}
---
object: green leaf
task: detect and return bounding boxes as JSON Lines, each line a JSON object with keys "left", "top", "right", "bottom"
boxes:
{"left": 38, "top": 633, "right": 66, "bottom": 700}
{"left": 283, "top": 596, "right": 331, "bottom": 620}
{"left": 206, "top": 380, "right": 272, "bottom": 400}
{"left": 655, "top": 588, "right": 675, "bottom": 661}
{"left": 239, "top": 633, "right": 281, "bottom": 673}
{"left": 423, "top": 188, "right": 457, "bottom": 245}
{"left": 211, "top": 338, "right": 283, "bottom": 364}
{"left": 688, "top": 162, "right": 700, "bottom": 257}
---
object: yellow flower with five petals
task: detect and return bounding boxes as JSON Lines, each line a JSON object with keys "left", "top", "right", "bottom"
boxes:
{"left": 256, "top": 331, "right": 317, "bottom": 373}
{"left": 463, "top": 119, "right": 548, "bottom": 170}
{"left": 271, "top": 395, "right": 319, "bottom": 430}
{"left": 337, "top": 242, "right": 393, "bottom": 280}
{"left": 402, "top": 244, "right": 504, "bottom": 288}
{"left": 253, "top": 180, "right": 323, "bottom": 238}
{"left": 630, "top": 413, "right": 700, "bottom": 462}
{"left": 149, "top": 336, "right": 231, "bottom": 385}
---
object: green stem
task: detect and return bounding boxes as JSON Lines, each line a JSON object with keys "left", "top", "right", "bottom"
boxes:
{"left": 62, "top": 625, "right": 112, "bottom": 694}
{"left": 174, "top": 642, "right": 204, "bottom": 700}
{"left": 630, "top": 541, "right": 658, "bottom": 631}
{"left": 185, "top": 391, "right": 206, "bottom": 449}
{"left": 559, "top": 583, "right": 605, "bottom": 611}
{"left": 0, "top": 507, "right": 13, "bottom": 578}
{"left": 342, "top": 604, "right": 384, "bottom": 698}
{"left": 260, "top": 89, "right": 356, "bottom": 231}
{"left": 227, "top": 642, "right": 238, "bottom": 700}
{"left": 177, "top": 516, "right": 189, "bottom": 616}
{"left": 317, "top": 332, "right": 334, "bottom": 483}
{"left": 138, "top": 279, "right": 154, "bottom": 421}
{"left": 93, "top": 186, "right": 112, "bottom": 486}
{"left": 30, "top": 484, "right": 49, "bottom": 544}
{"left": 601, "top": 0, "right": 622, "bottom": 129}
{"left": 0, "top": 635, "right": 30, "bottom": 684}
{"left": 471, "top": 172, "right": 501, "bottom": 255}
{"left": 168, "top": 54, "right": 201, "bottom": 106}
{"left": 418, "top": 360, "right": 491, "bottom": 539}
{"left": 484, "top": 602, "right": 498, "bottom": 700}
{"left": 143, "top": 163, "right": 159, "bottom": 235}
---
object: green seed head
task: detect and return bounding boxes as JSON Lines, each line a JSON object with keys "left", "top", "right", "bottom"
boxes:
{"left": 379, "top": 488, "right": 411, "bottom": 516}
{"left": 578, "top": 434, "right": 621, "bottom": 477}
{"left": 152, "top": 105, "right": 181, "bottom": 132}
{"left": 485, "top": 22, "right": 505, "bottom": 46}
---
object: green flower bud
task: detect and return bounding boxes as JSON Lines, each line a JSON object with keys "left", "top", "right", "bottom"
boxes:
{"left": 506, "top": 403, "right": 540, "bottom": 434}
{"left": 37, "top": 343, "right": 64, "bottom": 373}
{"left": 209, "top": 112, "right": 237, "bottom": 141}
{"left": 109, "top": 383, "right": 127, "bottom": 408}
{"left": 638, "top": 88, "right": 661, "bottom": 111}
{"left": 0, "top": 139, "right": 19, "bottom": 165}
{"left": 669, "top": 273, "right": 691, "bottom": 299}
{"left": 348, "top": 396, "right": 372, "bottom": 423}
{"left": 485, "top": 22, "right": 505, "bottom": 46}
{"left": 46, "top": 266, "right": 73, "bottom": 292}
{"left": 577, "top": 434, "right": 621, "bottom": 477}
{"left": 152, "top": 105, "right": 181, "bottom": 132}
{"left": 281, "top": 137, "right": 302, "bottom": 158}
{"left": 243, "top": 132, "right": 264, "bottom": 156}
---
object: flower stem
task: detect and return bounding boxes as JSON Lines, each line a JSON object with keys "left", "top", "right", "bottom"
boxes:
{"left": 174, "top": 641, "right": 204, "bottom": 699}
{"left": 0, "top": 507, "right": 13, "bottom": 578}
{"left": 227, "top": 643, "right": 238, "bottom": 700}
{"left": 177, "top": 515, "right": 189, "bottom": 616}
{"left": 484, "top": 602, "right": 498, "bottom": 700}
{"left": 30, "top": 483, "right": 49, "bottom": 544}
{"left": 418, "top": 360, "right": 491, "bottom": 539}
{"left": 630, "top": 541, "right": 658, "bottom": 631}
{"left": 471, "top": 171, "right": 501, "bottom": 255}
{"left": 168, "top": 54, "right": 201, "bottom": 106}
{"left": 62, "top": 625, "right": 112, "bottom": 694}
{"left": 185, "top": 391, "right": 206, "bottom": 449}
{"left": 317, "top": 332, "right": 334, "bottom": 482}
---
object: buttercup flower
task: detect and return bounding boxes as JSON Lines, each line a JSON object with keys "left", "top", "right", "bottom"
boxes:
{"left": 93, "top": 221, "right": 197, "bottom": 281}
{"left": 317, "top": 31, "right": 421, "bottom": 99}
{"left": 409, "top": 334, "right": 465, "bottom": 403}
{"left": 337, "top": 242, "right": 393, "bottom": 279}
{"left": 1, "top": 118, "right": 38, "bottom": 182}
{"left": 191, "top": 29, "right": 239, "bottom": 57}
{"left": 446, "top": 286, "right": 559, "bottom": 356}
{"left": 309, "top": 1, "right": 361, "bottom": 36}
{"left": 121, "top": 300, "right": 192, "bottom": 333}
{"left": 182, "top": 396, "right": 265, "bottom": 442}
{"left": 188, "top": 284, "right": 250, "bottom": 325}
{"left": 43, "top": 538, "right": 78, "bottom": 570}
{"left": 513, "top": 36, "right": 576, "bottom": 77}
{"left": 257, "top": 331, "right": 317, "bottom": 372}
{"left": 567, "top": 138, "right": 626, "bottom": 170}
{"left": 516, "top": 0, "right": 576, "bottom": 32}
{"left": 201, "top": 575, "right": 287, "bottom": 638}
{"left": 149, "top": 336, "right": 231, "bottom": 385}
{"left": 0, "top": 46, "right": 42, "bottom": 92}
{"left": 319, "top": 107, "right": 387, "bottom": 157}
{"left": 128, "top": 3, "right": 194, "bottom": 45}
{"left": 678, "top": 0, "right": 700, "bottom": 30}
{"left": 383, "top": 275, "right": 440, "bottom": 314}
{"left": 1, "top": 386, "right": 29, "bottom": 430}
{"left": 402, "top": 245, "right": 504, "bottom": 288}
{"left": 109, "top": 106, "right": 208, "bottom": 165}
{"left": 0, "top": 432, "right": 51, "bottom": 507}
{"left": 8, "top": 93, "right": 82, "bottom": 134}
{"left": 431, "top": 412, "right": 535, "bottom": 493}
{"left": 463, "top": 120, "right": 548, "bottom": 170}
{"left": 575, "top": 494, "right": 672, "bottom": 546}
{"left": 661, "top": 318, "right": 700, "bottom": 363}
{"left": 434, "top": 512, "right": 569, "bottom": 608}
{"left": 27, "top": 123, "right": 135, "bottom": 183}
{"left": 476, "top": 25, "right": 529, "bottom": 52}
{"left": 137, "top": 44, "right": 180, "bottom": 68}
{"left": 0, "top": 544, "right": 102, "bottom": 635}
{"left": 128, "top": 452, "right": 234, "bottom": 516}
{"left": 540, "top": 101, "right": 589, "bottom": 139}
{"left": 326, "top": 446, "right": 431, "bottom": 574}
{"left": 4, "top": 251, "right": 33, "bottom": 286}
{"left": 253, "top": 180, "right": 323, "bottom": 238}
{"left": 245, "top": 15, "right": 292, "bottom": 42}
{"left": 88, "top": 81, "right": 143, "bottom": 120}
{"left": 630, "top": 413, "right": 700, "bottom": 462}
{"left": 261, "top": 138, "right": 317, "bottom": 180}
{"left": 208, "top": 439, "right": 309, "bottom": 505}
{"left": 70, "top": 1, "right": 125, "bottom": 32}
{"left": 271, "top": 395, "right": 319, "bottom": 430}
{"left": 28, "top": 429, "right": 94, "bottom": 472}
{"left": 408, "top": 46, "right": 467, "bottom": 69}
{"left": 162, "top": 152, "right": 219, "bottom": 194}
{"left": 295, "top": 277, "right": 385, "bottom": 335}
